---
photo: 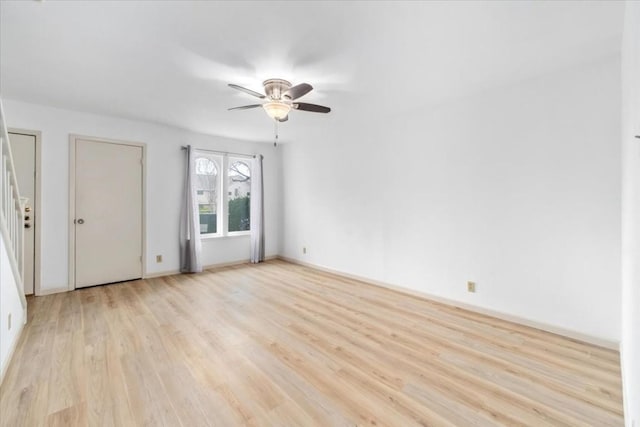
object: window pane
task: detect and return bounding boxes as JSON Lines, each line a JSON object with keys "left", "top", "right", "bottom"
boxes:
{"left": 228, "top": 160, "right": 251, "bottom": 232}
{"left": 195, "top": 155, "right": 219, "bottom": 234}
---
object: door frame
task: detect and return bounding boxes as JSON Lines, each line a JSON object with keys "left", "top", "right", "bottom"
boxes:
{"left": 8, "top": 128, "right": 42, "bottom": 296}
{"left": 68, "top": 134, "right": 147, "bottom": 290}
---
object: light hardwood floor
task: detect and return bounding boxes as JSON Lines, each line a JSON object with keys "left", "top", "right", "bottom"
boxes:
{"left": 0, "top": 260, "right": 623, "bottom": 426}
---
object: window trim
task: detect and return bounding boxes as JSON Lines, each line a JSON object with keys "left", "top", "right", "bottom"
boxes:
{"left": 221, "top": 155, "right": 229, "bottom": 235}
{"left": 201, "top": 231, "right": 249, "bottom": 240}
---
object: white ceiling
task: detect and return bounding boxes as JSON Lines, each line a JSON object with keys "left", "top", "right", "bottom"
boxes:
{"left": 0, "top": 1, "right": 624, "bottom": 143}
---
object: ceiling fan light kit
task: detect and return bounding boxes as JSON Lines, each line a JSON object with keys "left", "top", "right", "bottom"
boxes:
{"left": 228, "top": 78, "right": 331, "bottom": 123}
{"left": 263, "top": 101, "right": 291, "bottom": 121}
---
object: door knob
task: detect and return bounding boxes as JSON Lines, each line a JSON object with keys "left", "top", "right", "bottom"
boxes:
{"left": 77, "top": 219, "right": 85, "bottom": 224}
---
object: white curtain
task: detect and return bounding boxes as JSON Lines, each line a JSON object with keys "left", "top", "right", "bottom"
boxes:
{"left": 179, "top": 145, "right": 202, "bottom": 273}
{"left": 250, "top": 154, "right": 264, "bottom": 263}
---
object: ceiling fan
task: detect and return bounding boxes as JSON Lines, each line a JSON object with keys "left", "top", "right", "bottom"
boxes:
{"left": 228, "top": 79, "right": 331, "bottom": 122}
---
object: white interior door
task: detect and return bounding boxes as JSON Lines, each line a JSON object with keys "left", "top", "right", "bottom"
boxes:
{"left": 74, "top": 138, "right": 143, "bottom": 288}
{"left": 8, "top": 132, "right": 36, "bottom": 295}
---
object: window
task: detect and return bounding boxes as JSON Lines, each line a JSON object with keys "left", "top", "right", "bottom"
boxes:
{"left": 194, "top": 151, "right": 252, "bottom": 236}
{"left": 228, "top": 159, "right": 251, "bottom": 232}
{"left": 194, "top": 155, "right": 220, "bottom": 235}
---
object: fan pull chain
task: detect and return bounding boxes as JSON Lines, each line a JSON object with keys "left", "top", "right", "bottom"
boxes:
{"left": 274, "top": 119, "right": 279, "bottom": 147}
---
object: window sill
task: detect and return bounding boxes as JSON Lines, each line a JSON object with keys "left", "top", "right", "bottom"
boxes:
{"left": 201, "top": 231, "right": 250, "bottom": 240}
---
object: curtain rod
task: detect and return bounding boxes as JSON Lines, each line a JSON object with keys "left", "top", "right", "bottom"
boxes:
{"left": 181, "top": 145, "right": 255, "bottom": 158}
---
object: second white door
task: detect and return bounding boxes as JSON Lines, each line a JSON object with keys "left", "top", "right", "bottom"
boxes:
{"left": 74, "top": 138, "right": 143, "bottom": 288}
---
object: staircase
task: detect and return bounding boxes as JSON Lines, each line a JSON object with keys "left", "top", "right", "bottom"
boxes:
{"left": 0, "top": 98, "right": 27, "bottom": 320}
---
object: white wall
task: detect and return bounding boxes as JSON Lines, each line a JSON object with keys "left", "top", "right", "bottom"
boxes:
{"left": 281, "top": 57, "right": 622, "bottom": 343}
{"left": 621, "top": 2, "right": 640, "bottom": 426}
{"left": 2, "top": 99, "right": 280, "bottom": 293}
{"left": 0, "top": 233, "right": 25, "bottom": 380}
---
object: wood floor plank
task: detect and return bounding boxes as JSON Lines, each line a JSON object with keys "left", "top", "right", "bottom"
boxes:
{"left": 46, "top": 402, "right": 87, "bottom": 427}
{"left": 46, "top": 328, "right": 86, "bottom": 416}
{"left": 0, "top": 260, "right": 624, "bottom": 426}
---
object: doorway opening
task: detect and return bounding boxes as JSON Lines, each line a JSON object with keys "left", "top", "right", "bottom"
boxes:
{"left": 8, "top": 129, "right": 41, "bottom": 296}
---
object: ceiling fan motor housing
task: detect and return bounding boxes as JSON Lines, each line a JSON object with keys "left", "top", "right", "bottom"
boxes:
{"left": 263, "top": 79, "right": 292, "bottom": 101}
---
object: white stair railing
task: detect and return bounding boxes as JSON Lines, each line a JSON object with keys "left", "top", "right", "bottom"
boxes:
{"left": 0, "top": 99, "right": 26, "bottom": 310}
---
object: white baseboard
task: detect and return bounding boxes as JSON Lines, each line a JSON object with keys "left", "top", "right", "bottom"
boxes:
{"left": 34, "top": 256, "right": 280, "bottom": 291}
{"left": 144, "top": 255, "right": 279, "bottom": 279}
{"left": 277, "top": 256, "right": 619, "bottom": 351}
{"left": 144, "top": 269, "right": 181, "bottom": 279}
{"left": 37, "top": 286, "right": 69, "bottom": 296}
{"left": 619, "top": 341, "right": 630, "bottom": 427}
{"left": 0, "top": 317, "right": 25, "bottom": 386}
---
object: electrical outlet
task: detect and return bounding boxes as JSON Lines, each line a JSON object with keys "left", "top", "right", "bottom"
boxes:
{"left": 467, "top": 281, "right": 476, "bottom": 293}
{"left": 156, "top": 255, "right": 163, "bottom": 263}
{"left": 302, "top": 247, "right": 307, "bottom": 254}
{"left": 8, "top": 313, "right": 11, "bottom": 330}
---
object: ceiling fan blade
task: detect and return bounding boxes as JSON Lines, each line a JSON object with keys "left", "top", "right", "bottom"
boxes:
{"left": 228, "top": 104, "right": 263, "bottom": 111}
{"left": 277, "top": 115, "right": 289, "bottom": 122}
{"left": 284, "top": 83, "right": 313, "bottom": 100}
{"left": 228, "top": 84, "right": 265, "bottom": 99}
{"left": 293, "top": 102, "right": 331, "bottom": 113}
